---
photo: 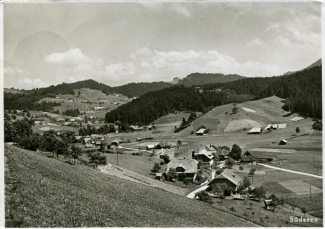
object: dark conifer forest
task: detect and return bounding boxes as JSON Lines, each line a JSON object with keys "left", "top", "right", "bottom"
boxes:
{"left": 105, "top": 65, "right": 322, "bottom": 125}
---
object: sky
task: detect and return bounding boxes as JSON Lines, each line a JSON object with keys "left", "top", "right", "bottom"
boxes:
{"left": 3, "top": 1, "right": 322, "bottom": 89}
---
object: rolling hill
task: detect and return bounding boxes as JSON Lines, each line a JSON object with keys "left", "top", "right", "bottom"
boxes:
{"left": 5, "top": 144, "right": 255, "bottom": 227}
{"left": 175, "top": 96, "right": 291, "bottom": 136}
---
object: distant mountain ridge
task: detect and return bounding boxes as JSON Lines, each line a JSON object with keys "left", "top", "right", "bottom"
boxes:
{"left": 283, "top": 58, "right": 321, "bottom": 75}
{"left": 176, "top": 73, "right": 244, "bottom": 86}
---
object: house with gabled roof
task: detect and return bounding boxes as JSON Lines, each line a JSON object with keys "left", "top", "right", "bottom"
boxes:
{"left": 197, "top": 148, "right": 214, "bottom": 167}
{"left": 208, "top": 169, "right": 242, "bottom": 191}
{"left": 166, "top": 159, "right": 199, "bottom": 181}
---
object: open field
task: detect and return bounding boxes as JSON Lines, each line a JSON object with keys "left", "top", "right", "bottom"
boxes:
{"left": 5, "top": 144, "right": 256, "bottom": 227}
{"left": 278, "top": 180, "right": 322, "bottom": 195}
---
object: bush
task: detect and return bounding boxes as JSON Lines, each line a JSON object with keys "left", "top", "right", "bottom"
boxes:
{"left": 195, "top": 190, "right": 213, "bottom": 204}
{"left": 239, "top": 166, "right": 244, "bottom": 170}
{"left": 313, "top": 121, "right": 322, "bottom": 131}
{"left": 151, "top": 163, "right": 161, "bottom": 173}
{"left": 229, "top": 144, "right": 242, "bottom": 160}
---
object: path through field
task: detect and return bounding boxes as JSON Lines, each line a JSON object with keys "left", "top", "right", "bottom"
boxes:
{"left": 258, "top": 163, "right": 323, "bottom": 179}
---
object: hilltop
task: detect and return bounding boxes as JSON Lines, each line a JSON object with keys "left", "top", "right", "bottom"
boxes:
{"left": 5, "top": 144, "right": 255, "bottom": 227}
{"left": 177, "top": 73, "right": 244, "bottom": 86}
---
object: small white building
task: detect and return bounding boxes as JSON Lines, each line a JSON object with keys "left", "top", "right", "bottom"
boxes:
{"left": 248, "top": 127, "right": 262, "bottom": 134}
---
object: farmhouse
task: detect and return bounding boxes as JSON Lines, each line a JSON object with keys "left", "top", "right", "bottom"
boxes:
{"left": 279, "top": 139, "right": 287, "bottom": 145}
{"left": 147, "top": 125, "right": 157, "bottom": 130}
{"left": 241, "top": 151, "right": 274, "bottom": 163}
{"left": 196, "top": 128, "right": 208, "bottom": 135}
{"left": 196, "top": 148, "right": 214, "bottom": 167}
{"left": 208, "top": 169, "right": 242, "bottom": 191}
{"left": 156, "top": 142, "right": 171, "bottom": 149}
{"left": 166, "top": 159, "right": 199, "bottom": 181}
{"left": 248, "top": 127, "right": 262, "bottom": 134}
{"left": 84, "top": 138, "right": 94, "bottom": 148}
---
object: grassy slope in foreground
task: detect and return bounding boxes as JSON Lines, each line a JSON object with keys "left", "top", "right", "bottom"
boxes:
{"left": 5, "top": 144, "right": 255, "bottom": 227}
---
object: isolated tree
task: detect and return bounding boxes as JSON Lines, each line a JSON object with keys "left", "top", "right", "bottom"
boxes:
{"left": 243, "top": 176, "right": 251, "bottom": 188}
{"left": 11, "top": 114, "right": 16, "bottom": 120}
{"left": 239, "top": 165, "right": 244, "bottom": 170}
{"left": 232, "top": 106, "right": 238, "bottom": 114}
{"left": 249, "top": 202, "right": 253, "bottom": 210}
{"left": 88, "top": 152, "right": 107, "bottom": 169}
{"left": 70, "top": 145, "right": 82, "bottom": 164}
{"left": 166, "top": 168, "right": 177, "bottom": 181}
{"left": 312, "top": 121, "right": 322, "bottom": 131}
{"left": 301, "top": 207, "right": 307, "bottom": 217}
{"left": 296, "top": 127, "right": 300, "bottom": 134}
{"left": 220, "top": 194, "right": 225, "bottom": 203}
{"left": 229, "top": 144, "right": 242, "bottom": 160}
{"left": 26, "top": 111, "right": 31, "bottom": 117}
{"left": 151, "top": 162, "right": 161, "bottom": 173}
{"left": 249, "top": 168, "right": 256, "bottom": 184}
{"left": 252, "top": 186, "right": 266, "bottom": 200}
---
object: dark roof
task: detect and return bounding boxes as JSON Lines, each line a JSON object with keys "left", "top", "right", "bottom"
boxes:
{"left": 241, "top": 155, "right": 258, "bottom": 162}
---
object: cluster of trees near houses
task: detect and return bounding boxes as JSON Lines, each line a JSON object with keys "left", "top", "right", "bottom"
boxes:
{"left": 4, "top": 112, "right": 107, "bottom": 167}
{"left": 63, "top": 108, "right": 81, "bottom": 117}
{"left": 105, "top": 65, "right": 322, "bottom": 126}
{"left": 78, "top": 123, "right": 117, "bottom": 136}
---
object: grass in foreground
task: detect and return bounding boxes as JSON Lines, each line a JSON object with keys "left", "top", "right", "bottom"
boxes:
{"left": 5, "top": 144, "right": 255, "bottom": 227}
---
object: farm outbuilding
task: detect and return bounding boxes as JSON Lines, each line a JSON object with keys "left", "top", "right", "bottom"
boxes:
{"left": 248, "top": 127, "right": 262, "bottom": 134}
{"left": 196, "top": 128, "right": 208, "bottom": 135}
{"left": 279, "top": 139, "right": 287, "bottom": 145}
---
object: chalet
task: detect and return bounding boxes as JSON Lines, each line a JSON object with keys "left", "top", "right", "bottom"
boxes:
{"left": 147, "top": 125, "right": 157, "bottom": 130}
{"left": 91, "top": 134, "right": 103, "bottom": 140}
{"left": 74, "top": 117, "right": 84, "bottom": 122}
{"left": 241, "top": 151, "right": 274, "bottom": 163}
{"left": 129, "top": 125, "right": 143, "bottom": 132}
{"left": 146, "top": 145, "right": 155, "bottom": 150}
{"left": 174, "top": 146, "right": 193, "bottom": 160}
{"left": 279, "top": 139, "right": 287, "bottom": 145}
{"left": 84, "top": 138, "right": 95, "bottom": 148}
{"left": 197, "top": 148, "right": 214, "bottom": 167}
{"left": 208, "top": 169, "right": 242, "bottom": 191}
{"left": 215, "top": 147, "right": 229, "bottom": 161}
{"left": 70, "top": 118, "right": 76, "bottom": 122}
{"left": 94, "top": 107, "right": 106, "bottom": 111}
{"left": 196, "top": 128, "right": 208, "bottom": 135}
{"left": 111, "top": 139, "right": 119, "bottom": 147}
{"left": 156, "top": 142, "right": 170, "bottom": 149}
{"left": 57, "top": 118, "right": 65, "bottom": 122}
{"left": 166, "top": 159, "right": 199, "bottom": 181}
{"left": 136, "top": 137, "right": 144, "bottom": 141}
{"left": 95, "top": 140, "right": 102, "bottom": 147}
{"left": 265, "top": 124, "right": 278, "bottom": 130}
{"left": 159, "top": 148, "right": 175, "bottom": 160}
{"left": 74, "top": 135, "right": 85, "bottom": 143}
{"left": 248, "top": 127, "right": 262, "bottom": 134}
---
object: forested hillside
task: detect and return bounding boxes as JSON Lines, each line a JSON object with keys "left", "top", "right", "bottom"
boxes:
{"left": 112, "top": 82, "right": 172, "bottom": 97}
{"left": 105, "top": 86, "right": 251, "bottom": 125}
{"left": 177, "top": 73, "right": 244, "bottom": 86}
{"left": 202, "top": 65, "right": 322, "bottom": 118}
{"left": 105, "top": 65, "right": 322, "bottom": 125}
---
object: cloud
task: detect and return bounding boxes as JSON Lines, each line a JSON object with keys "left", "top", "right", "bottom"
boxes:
{"left": 4, "top": 66, "right": 47, "bottom": 89}
{"left": 266, "top": 22, "right": 281, "bottom": 32}
{"left": 45, "top": 48, "right": 104, "bottom": 70}
{"left": 247, "top": 39, "right": 264, "bottom": 47}
{"left": 101, "top": 47, "right": 283, "bottom": 86}
{"left": 139, "top": 2, "right": 191, "bottom": 18}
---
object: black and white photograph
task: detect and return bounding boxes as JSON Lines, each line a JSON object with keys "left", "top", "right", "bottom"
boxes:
{"left": 2, "top": 0, "right": 323, "bottom": 227}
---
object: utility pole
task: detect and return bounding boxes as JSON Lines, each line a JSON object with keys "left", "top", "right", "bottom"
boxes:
{"left": 310, "top": 183, "right": 312, "bottom": 199}
{"left": 116, "top": 144, "right": 118, "bottom": 166}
